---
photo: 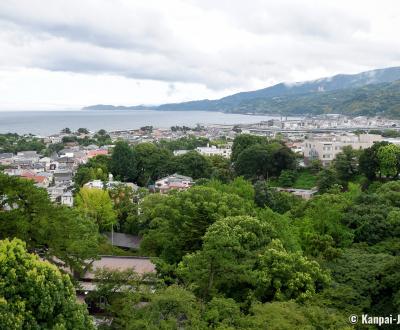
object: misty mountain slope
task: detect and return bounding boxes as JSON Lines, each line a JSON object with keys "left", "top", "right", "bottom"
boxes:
{"left": 217, "top": 66, "right": 400, "bottom": 103}
{"left": 225, "top": 80, "right": 400, "bottom": 117}
{"left": 84, "top": 66, "right": 400, "bottom": 117}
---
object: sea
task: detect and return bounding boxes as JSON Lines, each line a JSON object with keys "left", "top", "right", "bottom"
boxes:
{"left": 0, "top": 110, "right": 285, "bottom": 136}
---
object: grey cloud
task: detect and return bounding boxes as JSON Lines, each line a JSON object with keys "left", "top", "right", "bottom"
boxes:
{"left": 191, "top": 0, "right": 370, "bottom": 39}
{"left": 0, "top": 0, "right": 399, "bottom": 91}
{"left": 167, "top": 83, "right": 176, "bottom": 96}
{"left": 0, "top": 3, "right": 175, "bottom": 52}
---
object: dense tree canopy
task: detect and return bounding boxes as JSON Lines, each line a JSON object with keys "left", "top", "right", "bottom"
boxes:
{"left": 7, "top": 133, "right": 400, "bottom": 329}
{"left": 75, "top": 187, "right": 117, "bottom": 232}
{"left": 231, "top": 134, "right": 268, "bottom": 162}
{"left": 140, "top": 186, "right": 254, "bottom": 264}
{"left": 178, "top": 216, "right": 329, "bottom": 304}
{"left": 254, "top": 180, "right": 302, "bottom": 214}
{"left": 208, "top": 155, "right": 233, "bottom": 182}
{"left": 333, "top": 146, "right": 359, "bottom": 182}
{"left": 377, "top": 144, "right": 400, "bottom": 178}
{"left": 359, "top": 141, "right": 390, "bottom": 180}
{"left": 0, "top": 133, "right": 45, "bottom": 153}
{"left": 74, "top": 155, "right": 110, "bottom": 188}
{"left": 110, "top": 141, "right": 137, "bottom": 182}
{"left": 295, "top": 193, "right": 354, "bottom": 258}
{"left": 178, "top": 215, "right": 279, "bottom": 301}
{"left": 0, "top": 174, "right": 99, "bottom": 272}
{"left": 0, "top": 238, "right": 94, "bottom": 329}
{"left": 134, "top": 143, "right": 174, "bottom": 185}
{"left": 234, "top": 142, "right": 296, "bottom": 180}
{"left": 173, "top": 151, "right": 213, "bottom": 179}
{"left": 316, "top": 168, "right": 340, "bottom": 193}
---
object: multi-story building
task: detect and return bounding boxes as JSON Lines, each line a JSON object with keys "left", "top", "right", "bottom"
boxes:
{"left": 303, "top": 133, "right": 382, "bottom": 166}
{"left": 196, "top": 145, "right": 232, "bottom": 158}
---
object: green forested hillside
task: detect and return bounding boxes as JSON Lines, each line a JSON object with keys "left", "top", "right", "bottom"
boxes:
{"left": 225, "top": 80, "right": 400, "bottom": 117}
{"left": 86, "top": 80, "right": 400, "bottom": 118}
{"left": 155, "top": 80, "right": 400, "bottom": 118}
{"left": 84, "top": 67, "right": 400, "bottom": 118}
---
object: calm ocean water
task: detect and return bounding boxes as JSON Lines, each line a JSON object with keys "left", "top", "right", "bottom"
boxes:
{"left": 0, "top": 110, "right": 283, "bottom": 136}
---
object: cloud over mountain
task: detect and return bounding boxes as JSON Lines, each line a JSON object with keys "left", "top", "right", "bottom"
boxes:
{"left": 0, "top": 0, "right": 400, "bottom": 109}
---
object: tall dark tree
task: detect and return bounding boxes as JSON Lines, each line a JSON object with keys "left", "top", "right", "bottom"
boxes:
{"left": 231, "top": 134, "right": 268, "bottom": 162}
{"left": 61, "top": 127, "right": 71, "bottom": 134}
{"left": 133, "top": 143, "right": 174, "bottom": 185}
{"left": 209, "top": 155, "right": 233, "bottom": 183}
{"left": 110, "top": 141, "right": 137, "bottom": 182}
{"left": 268, "top": 142, "right": 297, "bottom": 176}
{"left": 316, "top": 168, "right": 340, "bottom": 193}
{"left": 235, "top": 144, "right": 272, "bottom": 180}
{"left": 77, "top": 127, "right": 90, "bottom": 134}
{"left": 359, "top": 141, "right": 389, "bottom": 180}
{"left": 332, "top": 146, "right": 359, "bottom": 182}
{"left": 174, "top": 151, "right": 212, "bottom": 179}
{"left": 235, "top": 142, "right": 296, "bottom": 180}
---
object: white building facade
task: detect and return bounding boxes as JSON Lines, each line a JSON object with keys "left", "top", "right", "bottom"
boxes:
{"left": 303, "top": 133, "right": 383, "bottom": 166}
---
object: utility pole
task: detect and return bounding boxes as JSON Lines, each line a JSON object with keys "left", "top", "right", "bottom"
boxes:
{"left": 111, "top": 223, "right": 114, "bottom": 254}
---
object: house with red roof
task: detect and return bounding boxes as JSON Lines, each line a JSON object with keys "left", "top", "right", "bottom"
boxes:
{"left": 87, "top": 149, "right": 109, "bottom": 159}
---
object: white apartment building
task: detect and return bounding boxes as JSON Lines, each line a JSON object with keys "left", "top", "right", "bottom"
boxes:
{"left": 303, "top": 133, "right": 382, "bottom": 166}
{"left": 196, "top": 145, "right": 232, "bottom": 158}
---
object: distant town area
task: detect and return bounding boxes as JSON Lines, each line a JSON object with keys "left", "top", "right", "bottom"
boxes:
{"left": 1, "top": 114, "right": 400, "bottom": 205}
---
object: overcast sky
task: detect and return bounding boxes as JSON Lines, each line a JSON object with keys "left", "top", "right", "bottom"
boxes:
{"left": 1, "top": 0, "right": 400, "bottom": 110}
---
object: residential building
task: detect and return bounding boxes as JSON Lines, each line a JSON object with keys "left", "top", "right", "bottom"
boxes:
{"left": 53, "top": 171, "right": 73, "bottom": 185}
{"left": 48, "top": 184, "right": 68, "bottom": 202}
{"left": 303, "top": 133, "right": 382, "bottom": 166}
{"left": 276, "top": 188, "right": 318, "bottom": 200}
{"left": 196, "top": 145, "right": 232, "bottom": 158}
{"left": 87, "top": 149, "right": 108, "bottom": 158}
{"left": 13, "top": 151, "right": 40, "bottom": 168}
{"left": 60, "top": 191, "right": 73, "bottom": 207}
{"left": 155, "top": 173, "right": 194, "bottom": 193}
{"left": 83, "top": 180, "right": 104, "bottom": 189}
{"left": 84, "top": 179, "right": 138, "bottom": 191}
{"left": 0, "top": 153, "right": 14, "bottom": 165}
{"left": 20, "top": 171, "right": 50, "bottom": 188}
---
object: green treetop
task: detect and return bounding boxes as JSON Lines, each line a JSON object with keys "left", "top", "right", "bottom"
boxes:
{"left": 0, "top": 238, "right": 94, "bottom": 330}
{"left": 75, "top": 187, "right": 117, "bottom": 232}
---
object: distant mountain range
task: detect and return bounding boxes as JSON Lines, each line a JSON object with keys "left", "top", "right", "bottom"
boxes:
{"left": 83, "top": 66, "right": 400, "bottom": 118}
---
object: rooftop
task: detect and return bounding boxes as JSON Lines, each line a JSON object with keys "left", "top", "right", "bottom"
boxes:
{"left": 82, "top": 256, "right": 156, "bottom": 279}
{"left": 103, "top": 232, "right": 141, "bottom": 249}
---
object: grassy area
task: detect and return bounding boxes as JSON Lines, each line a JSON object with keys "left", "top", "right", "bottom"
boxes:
{"left": 351, "top": 174, "right": 368, "bottom": 185}
{"left": 292, "top": 170, "right": 317, "bottom": 189}
{"left": 267, "top": 178, "right": 279, "bottom": 187}
{"left": 266, "top": 170, "right": 317, "bottom": 189}
{"left": 98, "top": 241, "right": 139, "bottom": 256}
